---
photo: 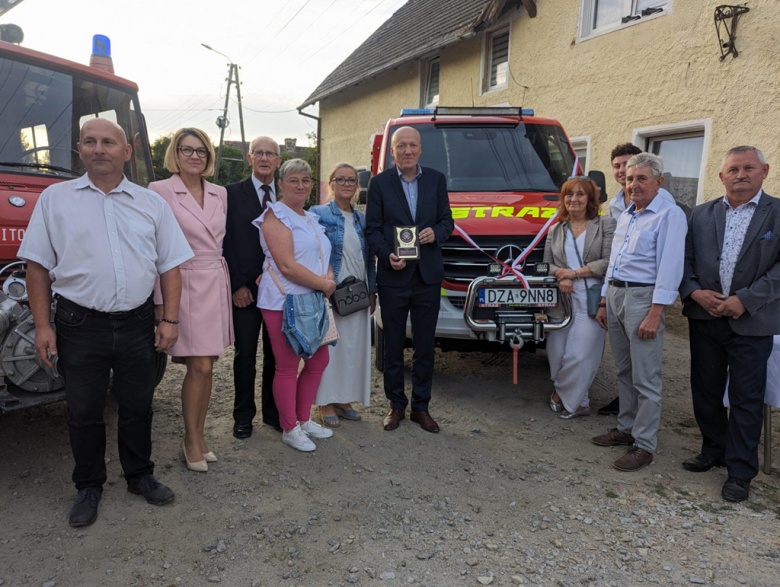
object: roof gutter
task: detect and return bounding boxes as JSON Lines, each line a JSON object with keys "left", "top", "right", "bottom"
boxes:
{"left": 297, "top": 106, "right": 323, "bottom": 203}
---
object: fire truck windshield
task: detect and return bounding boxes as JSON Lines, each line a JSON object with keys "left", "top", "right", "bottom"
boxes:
{"left": 0, "top": 56, "right": 151, "bottom": 185}
{"left": 385, "top": 123, "right": 576, "bottom": 193}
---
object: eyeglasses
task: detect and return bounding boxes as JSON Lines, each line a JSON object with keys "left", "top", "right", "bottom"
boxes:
{"left": 284, "top": 178, "right": 312, "bottom": 187}
{"left": 567, "top": 175, "right": 594, "bottom": 181}
{"left": 331, "top": 177, "right": 358, "bottom": 186}
{"left": 252, "top": 150, "right": 279, "bottom": 159}
{"left": 178, "top": 146, "right": 209, "bottom": 159}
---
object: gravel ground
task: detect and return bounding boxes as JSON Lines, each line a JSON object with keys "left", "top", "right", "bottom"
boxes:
{"left": 1, "top": 316, "right": 779, "bottom": 587}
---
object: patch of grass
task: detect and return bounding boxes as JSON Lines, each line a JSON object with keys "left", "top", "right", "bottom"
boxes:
{"left": 675, "top": 488, "right": 691, "bottom": 497}
{"left": 773, "top": 506, "right": 780, "bottom": 521}
{"left": 605, "top": 490, "right": 619, "bottom": 499}
{"left": 650, "top": 484, "right": 669, "bottom": 498}
{"left": 745, "top": 501, "right": 766, "bottom": 514}
{"left": 678, "top": 418, "right": 698, "bottom": 429}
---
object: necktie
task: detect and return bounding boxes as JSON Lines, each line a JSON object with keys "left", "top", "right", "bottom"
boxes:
{"left": 261, "top": 184, "right": 272, "bottom": 210}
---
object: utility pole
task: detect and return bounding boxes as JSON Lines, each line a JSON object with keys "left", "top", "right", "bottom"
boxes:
{"left": 202, "top": 44, "right": 248, "bottom": 183}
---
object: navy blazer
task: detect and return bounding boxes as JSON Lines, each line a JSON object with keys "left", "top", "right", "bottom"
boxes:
{"left": 680, "top": 192, "right": 780, "bottom": 336}
{"left": 365, "top": 165, "right": 454, "bottom": 287}
{"left": 223, "top": 176, "right": 267, "bottom": 296}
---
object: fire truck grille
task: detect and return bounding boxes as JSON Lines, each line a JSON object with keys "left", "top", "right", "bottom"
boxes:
{"left": 441, "top": 235, "right": 547, "bottom": 285}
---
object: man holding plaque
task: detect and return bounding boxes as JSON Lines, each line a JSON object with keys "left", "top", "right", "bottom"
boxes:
{"left": 366, "top": 126, "right": 454, "bottom": 434}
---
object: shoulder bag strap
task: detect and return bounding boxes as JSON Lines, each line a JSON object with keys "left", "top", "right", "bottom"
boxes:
{"left": 567, "top": 223, "right": 590, "bottom": 290}
{"left": 265, "top": 262, "right": 287, "bottom": 296}
{"left": 305, "top": 214, "right": 327, "bottom": 274}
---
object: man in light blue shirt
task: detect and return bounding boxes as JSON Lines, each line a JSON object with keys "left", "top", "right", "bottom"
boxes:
{"left": 592, "top": 153, "right": 688, "bottom": 472}
{"left": 598, "top": 143, "right": 678, "bottom": 417}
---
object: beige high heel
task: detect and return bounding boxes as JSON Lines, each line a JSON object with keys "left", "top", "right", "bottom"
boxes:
{"left": 202, "top": 451, "right": 218, "bottom": 463}
{"left": 182, "top": 441, "right": 208, "bottom": 472}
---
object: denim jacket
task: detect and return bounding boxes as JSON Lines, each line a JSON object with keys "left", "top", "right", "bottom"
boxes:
{"left": 311, "top": 200, "right": 377, "bottom": 293}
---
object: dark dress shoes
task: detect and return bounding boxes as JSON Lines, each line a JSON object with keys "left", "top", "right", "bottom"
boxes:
{"left": 682, "top": 453, "right": 725, "bottom": 473}
{"left": 410, "top": 410, "right": 440, "bottom": 433}
{"left": 69, "top": 487, "right": 102, "bottom": 528}
{"left": 613, "top": 446, "right": 653, "bottom": 472}
{"left": 233, "top": 421, "right": 253, "bottom": 439}
{"left": 127, "top": 474, "right": 175, "bottom": 506}
{"left": 597, "top": 396, "right": 620, "bottom": 415}
{"left": 722, "top": 476, "right": 750, "bottom": 502}
{"left": 383, "top": 409, "right": 405, "bottom": 431}
{"left": 263, "top": 420, "right": 284, "bottom": 433}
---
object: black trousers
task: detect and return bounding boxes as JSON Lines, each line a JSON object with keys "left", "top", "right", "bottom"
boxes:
{"left": 378, "top": 269, "right": 441, "bottom": 412}
{"left": 689, "top": 318, "right": 772, "bottom": 481}
{"left": 232, "top": 303, "right": 278, "bottom": 426}
{"left": 55, "top": 296, "right": 157, "bottom": 491}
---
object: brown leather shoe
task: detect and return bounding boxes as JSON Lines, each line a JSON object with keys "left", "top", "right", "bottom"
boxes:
{"left": 592, "top": 428, "right": 635, "bottom": 447}
{"left": 410, "top": 410, "right": 440, "bottom": 433}
{"left": 383, "top": 409, "right": 405, "bottom": 431}
{"left": 613, "top": 446, "right": 653, "bottom": 472}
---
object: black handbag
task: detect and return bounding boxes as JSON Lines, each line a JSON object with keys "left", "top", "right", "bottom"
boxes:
{"left": 331, "top": 275, "right": 371, "bottom": 316}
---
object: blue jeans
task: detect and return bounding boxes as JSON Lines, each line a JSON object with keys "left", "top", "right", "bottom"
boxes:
{"left": 282, "top": 292, "right": 331, "bottom": 359}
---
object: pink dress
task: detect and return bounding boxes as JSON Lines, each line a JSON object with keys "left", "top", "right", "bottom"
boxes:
{"left": 149, "top": 174, "right": 234, "bottom": 358}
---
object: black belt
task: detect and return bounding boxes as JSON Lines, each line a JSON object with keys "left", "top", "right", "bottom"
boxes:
{"left": 55, "top": 294, "right": 153, "bottom": 318}
{"left": 609, "top": 279, "right": 654, "bottom": 288}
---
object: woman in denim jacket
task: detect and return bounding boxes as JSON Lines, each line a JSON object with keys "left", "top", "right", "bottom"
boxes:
{"left": 311, "top": 163, "right": 377, "bottom": 426}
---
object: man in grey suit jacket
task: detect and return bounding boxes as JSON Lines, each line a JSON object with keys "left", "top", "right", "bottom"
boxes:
{"left": 680, "top": 145, "right": 778, "bottom": 503}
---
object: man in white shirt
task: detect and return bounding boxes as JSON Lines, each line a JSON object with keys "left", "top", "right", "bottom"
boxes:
{"left": 19, "top": 118, "right": 193, "bottom": 527}
{"left": 598, "top": 143, "right": 677, "bottom": 416}
{"left": 592, "top": 153, "right": 688, "bottom": 471}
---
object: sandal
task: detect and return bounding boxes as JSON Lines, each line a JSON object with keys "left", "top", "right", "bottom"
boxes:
{"left": 319, "top": 407, "right": 340, "bottom": 428}
{"left": 333, "top": 405, "right": 362, "bottom": 421}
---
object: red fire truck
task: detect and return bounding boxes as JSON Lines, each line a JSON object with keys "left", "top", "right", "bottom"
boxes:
{"left": 363, "top": 107, "right": 606, "bottom": 370}
{"left": 0, "top": 35, "right": 164, "bottom": 412}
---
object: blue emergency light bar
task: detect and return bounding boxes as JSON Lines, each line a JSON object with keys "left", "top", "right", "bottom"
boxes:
{"left": 400, "top": 107, "right": 535, "bottom": 117}
{"left": 92, "top": 34, "right": 111, "bottom": 57}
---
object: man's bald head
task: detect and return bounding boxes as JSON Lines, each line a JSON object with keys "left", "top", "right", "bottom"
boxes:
{"left": 390, "top": 126, "right": 422, "bottom": 177}
{"left": 78, "top": 118, "right": 132, "bottom": 185}
{"left": 80, "top": 118, "right": 128, "bottom": 145}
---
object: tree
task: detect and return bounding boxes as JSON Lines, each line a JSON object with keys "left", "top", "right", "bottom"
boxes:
{"left": 151, "top": 134, "right": 246, "bottom": 185}
{"left": 151, "top": 134, "right": 173, "bottom": 182}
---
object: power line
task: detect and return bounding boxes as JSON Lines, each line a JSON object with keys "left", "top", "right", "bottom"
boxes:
{"left": 308, "top": 0, "right": 394, "bottom": 59}
{"left": 245, "top": 0, "right": 315, "bottom": 64}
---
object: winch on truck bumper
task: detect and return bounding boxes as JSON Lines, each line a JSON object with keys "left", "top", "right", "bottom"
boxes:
{"left": 463, "top": 275, "right": 572, "bottom": 346}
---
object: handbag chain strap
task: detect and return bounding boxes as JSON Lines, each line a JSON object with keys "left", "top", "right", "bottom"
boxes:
{"left": 265, "top": 209, "right": 327, "bottom": 297}
{"left": 567, "top": 222, "right": 590, "bottom": 290}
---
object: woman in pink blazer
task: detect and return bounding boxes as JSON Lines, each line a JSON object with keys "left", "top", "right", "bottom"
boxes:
{"left": 149, "top": 127, "right": 234, "bottom": 473}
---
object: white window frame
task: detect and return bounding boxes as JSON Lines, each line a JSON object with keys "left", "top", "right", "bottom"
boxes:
{"left": 569, "top": 135, "right": 592, "bottom": 173}
{"left": 578, "top": 0, "right": 672, "bottom": 42}
{"left": 480, "top": 23, "right": 511, "bottom": 95}
{"left": 420, "top": 56, "right": 441, "bottom": 109}
{"left": 631, "top": 119, "right": 712, "bottom": 206}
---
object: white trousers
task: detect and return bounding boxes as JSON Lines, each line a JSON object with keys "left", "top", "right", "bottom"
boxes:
{"left": 546, "top": 287, "right": 606, "bottom": 413}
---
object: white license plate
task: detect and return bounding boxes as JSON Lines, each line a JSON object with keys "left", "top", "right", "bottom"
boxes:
{"left": 478, "top": 287, "right": 558, "bottom": 308}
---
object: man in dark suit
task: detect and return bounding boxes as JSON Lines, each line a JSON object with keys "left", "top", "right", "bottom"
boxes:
{"left": 366, "top": 126, "right": 453, "bottom": 433}
{"left": 223, "top": 136, "right": 282, "bottom": 438}
{"left": 680, "top": 145, "right": 778, "bottom": 502}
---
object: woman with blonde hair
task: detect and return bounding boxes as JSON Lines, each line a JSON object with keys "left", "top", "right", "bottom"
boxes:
{"left": 311, "top": 163, "right": 376, "bottom": 426}
{"left": 543, "top": 177, "right": 615, "bottom": 419}
{"left": 149, "top": 128, "right": 233, "bottom": 471}
{"left": 253, "top": 159, "right": 336, "bottom": 451}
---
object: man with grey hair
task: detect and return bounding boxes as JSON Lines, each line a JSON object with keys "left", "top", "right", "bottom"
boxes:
{"left": 680, "top": 145, "right": 779, "bottom": 502}
{"left": 592, "top": 153, "right": 688, "bottom": 471}
{"left": 223, "top": 136, "right": 283, "bottom": 438}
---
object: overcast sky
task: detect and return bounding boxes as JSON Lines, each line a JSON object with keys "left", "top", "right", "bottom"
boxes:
{"left": 4, "top": 0, "right": 407, "bottom": 146}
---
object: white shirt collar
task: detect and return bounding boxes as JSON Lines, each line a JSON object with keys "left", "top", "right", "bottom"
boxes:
{"left": 251, "top": 175, "right": 276, "bottom": 197}
{"left": 75, "top": 173, "right": 136, "bottom": 197}
{"left": 723, "top": 189, "right": 763, "bottom": 210}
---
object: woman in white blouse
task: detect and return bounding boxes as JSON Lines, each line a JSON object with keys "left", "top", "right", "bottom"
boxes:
{"left": 253, "top": 159, "right": 337, "bottom": 451}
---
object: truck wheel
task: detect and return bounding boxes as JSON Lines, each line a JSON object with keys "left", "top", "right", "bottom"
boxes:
{"left": 374, "top": 323, "right": 384, "bottom": 372}
{"left": 154, "top": 352, "right": 168, "bottom": 387}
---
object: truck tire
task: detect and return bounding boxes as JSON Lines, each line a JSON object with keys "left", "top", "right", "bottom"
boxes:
{"left": 154, "top": 352, "right": 168, "bottom": 387}
{"left": 374, "top": 323, "right": 384, "bottom": 372}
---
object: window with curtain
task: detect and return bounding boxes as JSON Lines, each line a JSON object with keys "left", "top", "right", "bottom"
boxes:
{"left": 647, "top": 132, "right": 704, "bottom": 218}
{"left": 485, "top": 28, "right": 510, "bottom": 92}
{"left": 423, "top": 58, "right": 440, "bottom": 107}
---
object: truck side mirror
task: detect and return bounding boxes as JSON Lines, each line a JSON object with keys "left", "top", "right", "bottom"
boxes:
{"left": 588, "top": 170, "right": 608, "bottom": 203}
{"left": 358, "top": 169, "right": 371, "bottom": 205}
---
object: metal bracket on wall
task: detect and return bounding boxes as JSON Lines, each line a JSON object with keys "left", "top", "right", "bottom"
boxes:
{"left": 714, "top": 4, "right": 750, "bottom": 61}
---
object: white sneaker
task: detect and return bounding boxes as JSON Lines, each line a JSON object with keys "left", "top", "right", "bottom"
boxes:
{"left": 300, "top": 419, "right": 333, "bottom": 439}
{"left": 282, "top": 424, "right": 316, "bottom": 452}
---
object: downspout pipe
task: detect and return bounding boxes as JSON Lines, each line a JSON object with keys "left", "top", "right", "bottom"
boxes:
{"left": 298, "top": 106, "right": 323, "bottom": 204}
